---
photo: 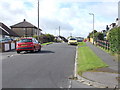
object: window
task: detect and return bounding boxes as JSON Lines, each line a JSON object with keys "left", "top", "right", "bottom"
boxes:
{"left": 70, "top": 38, "right": 76, "bottom": 40}
{"left": 18, "top": 39, "right": 32, "bottom": 43}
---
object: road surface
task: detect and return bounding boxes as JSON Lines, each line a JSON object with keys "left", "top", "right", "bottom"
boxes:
{"left": 2, "top": 43, "right": 94, "bottom": 88}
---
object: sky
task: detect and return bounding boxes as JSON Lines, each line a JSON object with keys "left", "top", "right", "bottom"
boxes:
{"left": 0, "top": 0, "right": 119, "bottom": 38}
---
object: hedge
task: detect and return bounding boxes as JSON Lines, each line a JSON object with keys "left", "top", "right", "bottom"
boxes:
{"left": 107, "top": 27, "right": 120, "bottom": 54}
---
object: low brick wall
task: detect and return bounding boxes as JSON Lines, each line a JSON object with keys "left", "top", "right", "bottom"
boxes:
{"left": 0, "top": 40, "right": 16, "bottom": 52}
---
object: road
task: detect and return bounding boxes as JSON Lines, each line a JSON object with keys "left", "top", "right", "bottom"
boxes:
{"left": 2, "top": 43, "right": 94, "bottom": 88}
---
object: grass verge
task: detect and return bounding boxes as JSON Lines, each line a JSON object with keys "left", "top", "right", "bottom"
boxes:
{"left": 41, "top": 42, "right": 53, "bottom": 45}
{"left": 77, "top": 46, "right": 108, "bottom": 75}
{"left": 77, "top": 42, "right": 86, "bottom": 46}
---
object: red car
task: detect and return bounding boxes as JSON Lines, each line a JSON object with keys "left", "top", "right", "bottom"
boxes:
{"left": 16, "top": 38, "right": 41, "bottom": 53}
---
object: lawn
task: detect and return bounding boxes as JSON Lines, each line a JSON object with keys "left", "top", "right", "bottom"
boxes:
{"left": 77, "top": 45, "right": 108, "bottom": 75}
{"left": 77, "top": 42, "right": 86, "bottom": 46}
{"left": 41, "top": 42, "right": 53, "bottom": 45}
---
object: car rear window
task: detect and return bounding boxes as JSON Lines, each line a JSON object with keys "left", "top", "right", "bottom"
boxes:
{"left": 70, "top": 38, "right": 76, "bottom": 40}
{"left": 18, "top": 39, "right": 32, "bottom": 43}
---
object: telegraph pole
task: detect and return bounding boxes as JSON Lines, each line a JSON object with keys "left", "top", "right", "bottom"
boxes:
{"left": 59, "top": 26, "right": 60, "bottom": 36}
{"left": 38, "top": 0, "right": 39, "bottom": 40}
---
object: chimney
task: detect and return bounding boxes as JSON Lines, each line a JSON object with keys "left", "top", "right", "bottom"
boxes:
{"left": 23, "top": 19, "right": 26, "bottom": 22}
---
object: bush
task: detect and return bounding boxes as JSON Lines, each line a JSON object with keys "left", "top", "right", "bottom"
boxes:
{"left": 107, "top": 27, "right": 120, "bottom": 54}
{"left": 38, "top": 34, "right": 55, "bottom": 43}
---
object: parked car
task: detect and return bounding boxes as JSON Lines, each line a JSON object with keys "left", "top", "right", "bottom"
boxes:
{"left": 16, "top": 38, "right": 41, "bottom": 53}
{"left": 0, "top": 38, "right": 13, "bottom": 43}
{"left": 68, "top": 38, "right": 78, "bottom": 45}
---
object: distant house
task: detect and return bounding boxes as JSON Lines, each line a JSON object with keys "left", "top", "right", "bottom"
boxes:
{"left": 0, "top": 22, "right": 19, "bottom": 38}
{"left": 55, "top": 36, "right": 68, "bottom": 42}
{"left": 10, "top": 19, "right": 42, "bottom": 37}
{"left": 116, "top": 18, "right": 120, "bottom": 27}
{"left": 109, "top": 23, "right": 116, "bottom": 30}
{"left": 75, "top": 37, "right": 84, "bottom": 42}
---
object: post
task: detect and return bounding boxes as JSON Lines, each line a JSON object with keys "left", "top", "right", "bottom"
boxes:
{"left": 89, "top": 13, "right": 95, "bottom": 45}
{"left": 59, "top": 26, "right": 60, "bottom": 36}
{"left": 38, "top": 0, "right": 39, "bottom": 40}
{"left": 93, "top": 14, "right": 94, "bottom": 44}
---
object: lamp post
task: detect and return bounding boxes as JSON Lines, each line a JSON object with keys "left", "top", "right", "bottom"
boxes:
{"left": 89, "top": 13, "right": 94, "bottom": 44}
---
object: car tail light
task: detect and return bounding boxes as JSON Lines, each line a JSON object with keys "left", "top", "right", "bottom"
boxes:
{"left": 17, "top": 44, "right": 21, "bottom": 46}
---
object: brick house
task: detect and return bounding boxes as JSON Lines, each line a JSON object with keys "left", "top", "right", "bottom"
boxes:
{"left": 10, "top": 19, "right": 42, "bottom": 37}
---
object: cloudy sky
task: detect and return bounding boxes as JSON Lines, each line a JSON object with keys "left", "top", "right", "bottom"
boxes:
{"left": 0, "top": 0, "right": 119, "bottom": 38}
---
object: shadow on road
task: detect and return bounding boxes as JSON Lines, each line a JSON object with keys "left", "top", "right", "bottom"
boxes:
{"left": 20, "top": 50, "right": 55, "bottom": 54}
{"left": 40, "top": 50, "right": 55, "bottom": 54}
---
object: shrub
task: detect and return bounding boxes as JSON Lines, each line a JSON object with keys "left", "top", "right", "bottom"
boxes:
{"left": 107, "top": 27, "right": 120, "bottom": 54}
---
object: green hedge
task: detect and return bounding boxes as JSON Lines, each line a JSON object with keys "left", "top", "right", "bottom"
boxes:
{"left": 33, "top": 34, "right": 55, "bottom": 43}
{"left": 107, "top": 27, "right": 120, "bottom": 54}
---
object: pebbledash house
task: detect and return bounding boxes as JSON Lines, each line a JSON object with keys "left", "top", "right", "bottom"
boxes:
{"left": 10, "top": 19, "right": 42, "bottom": 37}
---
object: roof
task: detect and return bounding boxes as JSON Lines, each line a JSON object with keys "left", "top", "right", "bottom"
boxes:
{"left": 0, "top": 22, "right": 19, "bottom": 37}
{"left": 0, "top": 28, "right": 9, "bottom": 35}
{"left": 10, "top": 19, "right": 42, "bottom": 31}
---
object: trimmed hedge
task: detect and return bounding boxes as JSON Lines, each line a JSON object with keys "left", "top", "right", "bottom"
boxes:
{"left": 107, "top": 27, "right": 120, "bottom": 54}
{"left": 33, "top": 34, "right": 55, "bottom": 43}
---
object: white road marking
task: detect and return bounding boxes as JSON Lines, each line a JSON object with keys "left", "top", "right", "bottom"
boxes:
{"left": 68, "top": 80, "right": 72, "bottom": 88}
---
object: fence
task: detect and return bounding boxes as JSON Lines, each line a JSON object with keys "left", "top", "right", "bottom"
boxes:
{"left": 96, "top": 40, "right": 110, "bottom": 50}
{"left": 0, "top": 40, "right": 16, "bottom": 52}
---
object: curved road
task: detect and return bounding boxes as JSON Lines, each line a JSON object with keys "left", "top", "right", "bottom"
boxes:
{"left": 3, "top": 43, "right": 76, "bottom": 88}
{"left": 2, "top": 43, "right": 94, "bottom": 88}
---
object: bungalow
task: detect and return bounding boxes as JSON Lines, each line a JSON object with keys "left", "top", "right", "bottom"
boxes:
{"left": 0, "top": 22, "right": 19, "bottom": 38}
{"left": 10, "top": 19, "right": 42, "bottom": 37}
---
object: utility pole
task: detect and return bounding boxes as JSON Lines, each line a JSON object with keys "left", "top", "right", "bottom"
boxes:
{"left": 70, "top": 33, "right": 72, "bottom": 37}
{"left": 89, "top": 13, "right": 94, "bottom": 45}
{"left": 37, "top": 0, "right": 39, "bottom": 40}
{"left": 59, "top": 26, "right": 60, "bottom": 36}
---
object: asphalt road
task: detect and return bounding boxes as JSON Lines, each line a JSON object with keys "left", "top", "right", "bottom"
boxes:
{"left": 2, "top": 43, "right": 94, "bottom": 88}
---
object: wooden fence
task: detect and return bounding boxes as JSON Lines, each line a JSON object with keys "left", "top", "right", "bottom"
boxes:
{"left": 96, "top": 40, "right": 110, "bottom": 50}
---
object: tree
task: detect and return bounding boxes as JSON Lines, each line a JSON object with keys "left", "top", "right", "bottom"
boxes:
{"left": 87, "top": 30, "right": 97, "bottom": 38}
{"left": 94, "top": 32, "right": 104, "bottom": 41}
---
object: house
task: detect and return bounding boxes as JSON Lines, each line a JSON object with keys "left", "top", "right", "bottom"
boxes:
{"left": 116, "top": 18, "right": 120, "bottom": 27}
{"left": 75, "top": 37, "right": 84, "bottom": 42}
{"left": 54, "top": 36, "right": 68, "bottom": 42}
{"left": 10, "top": 19, "right": 42, "bottom": 37}
{"left": 0, "top": 22, "right": 19, "bottom": 38}
{"left": 109, "top": 23, "right": 116, "bottom": 30}
{"left": 0, "top": 28, "right": 9, "bottom": 38}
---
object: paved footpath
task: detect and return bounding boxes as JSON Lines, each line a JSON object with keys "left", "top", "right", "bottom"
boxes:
{"left": 78, "top": 42, "right": 119, "bottom": 88}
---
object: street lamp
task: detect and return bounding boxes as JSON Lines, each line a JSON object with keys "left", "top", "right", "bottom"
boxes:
{"left": 89, "top": 13, "right": 94, "bottom": 44}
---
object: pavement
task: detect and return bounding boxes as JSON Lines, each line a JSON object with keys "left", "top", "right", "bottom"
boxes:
{"left": 76, "top": 42, "right": 119, "bottom": 88}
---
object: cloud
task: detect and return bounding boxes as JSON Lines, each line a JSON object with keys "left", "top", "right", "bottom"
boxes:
{"left": 0, "top": 0, "right": 118, "bottom": 38}
{"left": 40, "top": 18, "right": 73, "bottom": 31}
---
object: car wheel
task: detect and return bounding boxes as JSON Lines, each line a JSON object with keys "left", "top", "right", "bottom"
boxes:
{"left": 38, "top": 48, "right": 41, "bottom": 52}
{"left": 17, "top": 51, "right": 20, "bottom": 54}
{"left": 31, "top": 47, "right": 36, "bottom": 53}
